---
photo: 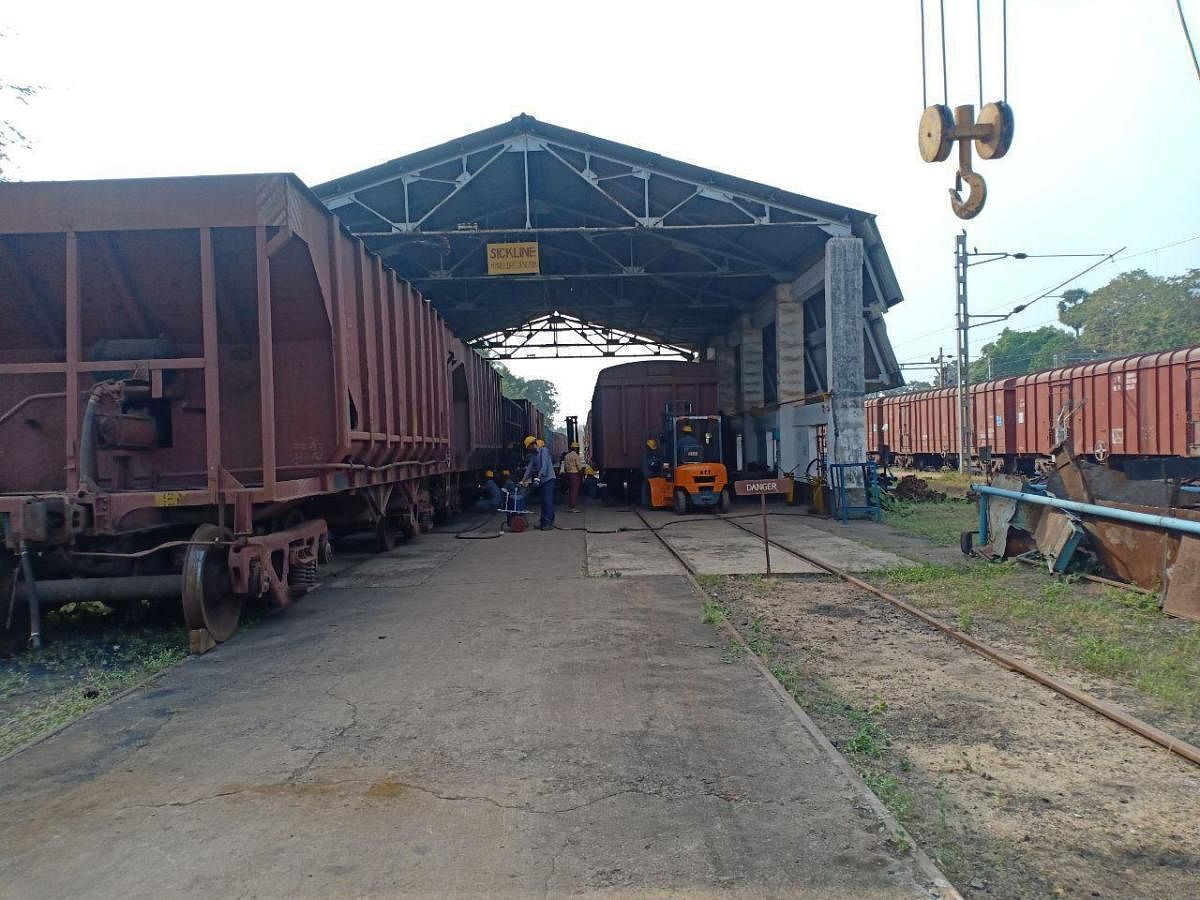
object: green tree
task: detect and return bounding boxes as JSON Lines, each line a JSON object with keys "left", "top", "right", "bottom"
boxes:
{"left": 494, "top": 363, "right": 560, "bottom": 425}
{"left": 1056, "top": 288, "right": 1089, "bottom": 338}
{"left": 971, "top": 326, "right": 1083, "bottom": 380}
{"left": 1058, "top": 268, "right": 1200, "bottom": 356}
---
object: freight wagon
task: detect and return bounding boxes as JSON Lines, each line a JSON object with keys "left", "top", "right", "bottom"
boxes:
{"left": 866, "top": 347, "right": 1200, "bottom": 473}
{"left": 1013, "top": 349, "right": 1200, "bottom": 463}
{"left": 500, "top": 397, "right": 547, "bottom": 469}
{"left": 588, "top": 360, "right": 719, "bottom": 496}
{"left": 0, "top": 174, "right": 505, "bottom": 649}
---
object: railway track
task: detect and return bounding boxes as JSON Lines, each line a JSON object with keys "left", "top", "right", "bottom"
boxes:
{"left": 631, "top": 506, "right": 1200, "bottom": 768}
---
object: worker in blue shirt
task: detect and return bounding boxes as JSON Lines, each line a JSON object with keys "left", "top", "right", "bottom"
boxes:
{"left": 520, "top": 434, "right": 557, "bottom": 530}
{"left": 474, "top": 470, "right": 504, "bottom": 512}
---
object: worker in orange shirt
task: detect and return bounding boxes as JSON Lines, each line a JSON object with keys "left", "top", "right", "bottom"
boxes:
{"left": 562, "top": 441, "right": 583, "bottom": 513}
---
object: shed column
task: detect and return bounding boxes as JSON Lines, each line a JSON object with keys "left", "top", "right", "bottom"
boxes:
{"left": 825, "top": 237, "right": 866, "bottom": 473}
{"left": 738, "top": 316, "right": 764, "bottom": 466}
{"left": 713, "top": 338, "right": 738, "bottom": 416}
{"left": 775, "top": 282, "right": 807, "bottom": 474}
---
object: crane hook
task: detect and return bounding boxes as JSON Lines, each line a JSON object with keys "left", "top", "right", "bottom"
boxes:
{"left": 949, "top": 166, "right": 987, "bottom": 220}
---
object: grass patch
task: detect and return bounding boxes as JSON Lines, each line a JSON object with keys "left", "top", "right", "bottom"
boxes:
{"left": 882, "top": 499, "right": 977, "bottom": 546}
{"left": 694, "top": 574, "right": 726, "bottom": 590}
{"left": 875, "top": 562, "right": 1200, "bottom": 717}
{"left": 701, "top": 599, "right": 730, "bottom": 624}
{"left": 720, "top": 638, "right": 744, "bottom": 664}
{"left": 745, "top": 615, "right": 776, "bottom": 660}
{"left": 0, "top": 616, "right": 187, "bottom": 757}
{"left": 771, "top": 662, "right": 914, "bottom": 820}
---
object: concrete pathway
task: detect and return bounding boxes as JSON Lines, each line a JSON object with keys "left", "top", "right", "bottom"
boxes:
{"left": 0, "top": 518, "right": 937, "bottom": 898}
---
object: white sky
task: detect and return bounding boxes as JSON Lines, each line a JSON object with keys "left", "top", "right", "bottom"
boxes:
{"left": 3, "top": 1, "right": 1199, "bottom": 427}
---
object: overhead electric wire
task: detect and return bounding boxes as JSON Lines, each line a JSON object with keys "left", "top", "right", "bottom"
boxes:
{"left": 973, "top": 247, "right": 1124, "bottom": 318}
{"left": 889, "top": 233, "right": 1199, "bottom": 358}
{"left": 1114, "top": 233, "right": 1200, "bottom": 262}
{"left": 1177, "top": 0, "right": 1200, "bottom": 84}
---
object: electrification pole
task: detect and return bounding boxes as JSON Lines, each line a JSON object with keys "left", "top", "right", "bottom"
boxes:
{"left": 947, "top": 237, "right": 1117, "bottom": 474}
{"left": 954, "top": 230, "right": 970, "bottom": 472}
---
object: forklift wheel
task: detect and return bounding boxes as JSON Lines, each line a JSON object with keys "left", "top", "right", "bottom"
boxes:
{"left": 718, "top": 488, "right": 732, "bottom": 514}
{"left": 673, "top": 489, "right": 689, "bottom": 516}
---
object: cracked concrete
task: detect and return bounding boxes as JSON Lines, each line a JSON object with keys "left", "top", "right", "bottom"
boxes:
{"left": 0, "top": 523, "right": 941, "bottom": 898}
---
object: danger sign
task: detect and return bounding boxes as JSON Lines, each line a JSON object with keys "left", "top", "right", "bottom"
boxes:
{"left": 734, "top": 479, "right": 785, "bottom": 496}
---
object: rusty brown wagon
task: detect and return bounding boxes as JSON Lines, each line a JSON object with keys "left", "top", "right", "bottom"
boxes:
{"left": 0, "top": 174, "right": 503, "bottom": 650}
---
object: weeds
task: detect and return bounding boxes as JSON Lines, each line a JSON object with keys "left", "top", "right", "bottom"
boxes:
{"left": 0, "top": 615, "right": 188, "bottom": 757}
{"left": 883, "top": 500, "right": 977, "bottom": 546}
{"left": 845, "top": 718, "right": 892, "bottom": 758}
{"left": 860, "top": 770, "right": 913, "bottom": 820}
{"left": 720, "top": 638, "right": 744, "bottom": 664}
{"left": 1076, "top": 635, "right": 1138, "bottom": 676}
{"left": 745, "top": 615, "right": 775, "bottom": 660}
{"left": 701, "top": 599, "right": 730, "bottom": 625}
{"left": 876, "top": 560, "right": 1200, "bottom": 716}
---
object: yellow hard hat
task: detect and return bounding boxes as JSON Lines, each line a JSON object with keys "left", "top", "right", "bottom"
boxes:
{"left": 523, "top": 435, "right": 537, "bottom": 448}
{"left": 570, "top": 441, "right": 580, "bottom": 450}
{"left": 484, "top": 469, "right": 494, "bottom": 479}
{"left": 646, "top": 438, "right": 658, "bottom": 450}
{"left": 681, "top": 422, "right": 694, "bottom": 433}
{"left": 501, "top": 469, "right": 511, "bottom": 476}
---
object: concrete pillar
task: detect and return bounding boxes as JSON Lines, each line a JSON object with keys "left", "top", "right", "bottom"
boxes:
{"left": 774, "top": 282, "right": 807, "bottom": 474}
{"left": 738, "top": 316, "right": 764, "bottom": 466}
{"left": 824, "top": 237, "right": 865, "bottom": 470}
{"left": 713, "top": 338, "right": 738, "bottom": 415}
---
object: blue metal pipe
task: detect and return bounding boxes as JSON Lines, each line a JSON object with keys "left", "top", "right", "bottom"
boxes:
{"left": 972, "top": 484, "right": 1200, "bottom": 538}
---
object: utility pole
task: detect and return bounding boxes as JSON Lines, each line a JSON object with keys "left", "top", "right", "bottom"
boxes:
{"left": 947, "top": 239, "right": 1117, "bottom": 474}
{"left": 954, "top": 230, "right": 971, "bottom": 472}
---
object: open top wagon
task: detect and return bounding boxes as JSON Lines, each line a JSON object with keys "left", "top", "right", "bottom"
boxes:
{"left": 0, "top": 174, "right": 500, "bottom": 650}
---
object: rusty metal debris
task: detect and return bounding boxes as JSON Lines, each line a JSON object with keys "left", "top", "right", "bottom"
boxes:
{"left": 973, "top": 441, "right": 1200, "bottom": 621}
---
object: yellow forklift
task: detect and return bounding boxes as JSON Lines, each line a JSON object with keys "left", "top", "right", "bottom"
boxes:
{"left": 641, "top": 407, "right": 731, "bottom": 514}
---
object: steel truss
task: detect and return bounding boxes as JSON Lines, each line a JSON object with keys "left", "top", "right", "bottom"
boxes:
{"left": 472, "top": 311, "right": 695, "bottom": 361}
{"left": 313, "top": 116, "right": 906, "bottom": 388}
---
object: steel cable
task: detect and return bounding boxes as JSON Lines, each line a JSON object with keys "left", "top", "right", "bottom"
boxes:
{"left": 976, "top": 0, "right": 984, "bottom": 108}
{"left": 939, "top": 0, "right": 949, "bottom": 105}
{"left": 920, "top": 0, "right": 928, "bottom": 109}
{"left": 1002, "top": 0, "right": 1009, "bottom": 101}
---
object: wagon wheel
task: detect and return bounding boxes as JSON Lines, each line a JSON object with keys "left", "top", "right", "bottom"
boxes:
{"left": 182, "top": 524, "right": 240, "bottom": 643}
{"left": 399, "top": 508, "right": 420, "bottom": 539}
{"left": 374, "top": 517, "right": 397, "bottom": 553}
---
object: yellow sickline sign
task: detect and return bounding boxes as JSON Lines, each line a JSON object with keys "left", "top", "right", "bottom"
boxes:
{"left": 486, "top": 242, "right": 540, "bottom": 275}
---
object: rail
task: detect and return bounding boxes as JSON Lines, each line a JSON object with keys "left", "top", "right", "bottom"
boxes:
{"left": 643, "top": 507, "right": 1200, "bottom": 770}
